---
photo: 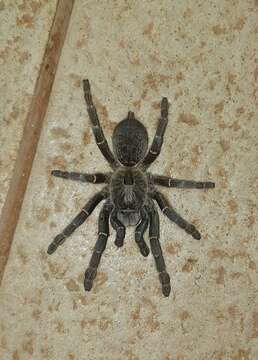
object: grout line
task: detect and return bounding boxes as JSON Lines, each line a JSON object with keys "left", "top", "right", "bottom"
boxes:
{"left": 0, "top": 0, "right": 75, "bottom": 284}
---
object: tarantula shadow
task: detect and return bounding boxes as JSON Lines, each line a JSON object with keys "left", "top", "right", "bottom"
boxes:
{"left": 48, "top": 79, "right": 215, "bottom": 297}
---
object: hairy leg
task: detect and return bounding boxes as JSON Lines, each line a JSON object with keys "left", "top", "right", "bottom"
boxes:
{"left": 83, "top": 79, "right": 116, "bottom": 168}
{"left": 84, "top": 202, "right": 112, "bottom": 291}
{"left": 152, "top": 191, "right": 201, "bottom": 240}
{"left": 51, "top": 170, "right": 109, "bottom": 184}
{"left": 148, "top": 200, "right": 171, "bottom": 297}
{"left": 153, "top": 175, "right": 215, "bottom": 189}
{"left": 142, "top": 97, "right": 169, "bottom": 168}
{"left": 47, "top": 188, "right": 108, "bottom": 254}
{"left": 135, "top": 207, "right": 150, "bottom": 257}
{"left": 110, "top": 209, "right": 126, "bottom": 247}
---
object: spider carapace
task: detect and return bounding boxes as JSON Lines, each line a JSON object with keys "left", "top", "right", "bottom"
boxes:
{"left": 48, "top": 79, "right": 215, "bottom": 297}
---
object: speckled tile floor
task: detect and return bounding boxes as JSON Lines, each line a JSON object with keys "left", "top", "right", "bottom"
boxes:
{"left": 0, "top": 1, "right": 257, "bottom": 359}
{"left": 0, "top": 0, "right": 58, "bottom": 214}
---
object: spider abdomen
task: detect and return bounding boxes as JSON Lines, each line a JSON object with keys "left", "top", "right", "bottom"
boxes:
{"left": 110, "top": 168, "right": 147, "bottom": 213}
{"left": 112, "top": 114, "right": 148, "bottom": 166}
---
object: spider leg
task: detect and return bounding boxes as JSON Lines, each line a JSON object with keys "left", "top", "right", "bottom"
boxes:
{"left": 51, "top": 170, "right": 110, "bottom": 184}
{"left": 135, "top": 207, "right": 150, "bottom": 257}
{"left": 153, "top": 175, "right": 215, "bottom": 189}
{"left": 152, "top": 191, "right": 201, "bottom": 240}
{"left": 47, "top": 188, "right": 108, "bottom": 254}
{"left": 142, "top": 97, "right": 169, "bottom": 168}
{"left": 147, "top": 200, "right": 171, "bottom": 297}
{"left": 83, "top": 79, "right": 116, "bottom": 168}
{"left": 110, "top": 209, "right": 126, "bottom": 247}
{"left": 84, "top": 201, "right": 112, "bottom": 291}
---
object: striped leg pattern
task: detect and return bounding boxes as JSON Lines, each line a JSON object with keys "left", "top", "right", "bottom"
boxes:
{"left": 153, "top": 175, "right": 215, "bottom": 189}
{"left": 47, "top": 189, "right": 107, "bottom": 254}
{"left": 142, "top": 97, "right": 169, "bottom": 168}
{"left": 83, "top": 79, "right": 116, "bottom": 168}
{"left": 148, "top": 200, "right": 171, "bottom": 297}
{"left": 51, "top": 170, "right": 109, "bottom": 184}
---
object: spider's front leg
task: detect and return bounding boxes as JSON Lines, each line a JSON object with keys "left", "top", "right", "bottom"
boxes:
{"left": 84, "top": 201, "right": 112, "bottom": 291}
{"left": 47, "top": 188, "right": 108, "bottom": 254}
{"left": 83, "top": 79, "right": 117, "bottom": 169}
{"left": 152, "top": 191, "right": 201, "bottom": 240}
{"left": 142, "top": 97, "right": 169, "bottom": 168}
{"left": 147, "top": 200, "right": 171, "bottom": 297}
{"left": 51, "top": 170, "right": 110, "bottom": 184}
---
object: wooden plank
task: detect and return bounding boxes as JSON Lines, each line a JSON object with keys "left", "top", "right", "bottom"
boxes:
{"left": 0, "top": 0, "right": 75, "bottom": 283}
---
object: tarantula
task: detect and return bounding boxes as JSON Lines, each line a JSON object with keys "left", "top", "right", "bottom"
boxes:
{"left": 47, "top": 79, "right": 215, "bottom": 297}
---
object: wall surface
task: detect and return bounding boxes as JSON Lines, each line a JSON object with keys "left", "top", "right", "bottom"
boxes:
{"left": 0, "top": 0, "right": 257, "bottom": 359}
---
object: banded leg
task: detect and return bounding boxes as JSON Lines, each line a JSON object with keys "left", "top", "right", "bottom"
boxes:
{"left": 84, "top": 202, "right": 112, "bottom": 291}
{"left": 142, "top": 97, "right": 169, "bottom": 168}
{"left": 135, "top": 208, "right": 150, "bottom": 257}
{"left": 153, "top": 191, "right": 201, "bottom": 240}
{"left": 51, "top": 170, "right": 109, "bottom": 184}
{"left": 47, "top": 188, "right": 108, "bottom": 254}
{"left": 110, "top": 209, "right": 126, "bottom": 247}
{"left": 83, "top": 79, "right": 116, "bottom": 168}
{"left": 153, "top": 175, "right": 215, "bottom": 189}
{"left": 148, "top": 201, "right": 171, "bottom": 297}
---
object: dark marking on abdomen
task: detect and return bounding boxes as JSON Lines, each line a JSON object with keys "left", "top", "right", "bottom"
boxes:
{"left": 117, "top": 211, "right": 140, "bottom": 226}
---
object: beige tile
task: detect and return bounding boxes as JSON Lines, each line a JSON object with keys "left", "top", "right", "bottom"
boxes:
{"left": 0, "top": 0, "right": 58, "bottom": 213}
{"left": 0, "top": 0, "right": 257, "bottom": 359}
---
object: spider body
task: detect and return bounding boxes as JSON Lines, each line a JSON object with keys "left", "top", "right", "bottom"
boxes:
{"left": 48, "top": 79, "right": 215, "bottom": 297}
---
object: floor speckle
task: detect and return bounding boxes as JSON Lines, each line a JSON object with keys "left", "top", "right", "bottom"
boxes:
{"left": 0, "top": 0, "right": 257, "bottom": 359}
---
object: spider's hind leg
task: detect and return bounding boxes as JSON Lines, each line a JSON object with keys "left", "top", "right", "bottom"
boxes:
{"left": 148, "top": 200, "right": 171, "bottom": 297}
{"left": 84, "top": 201, "right": 112, "bottom": 291}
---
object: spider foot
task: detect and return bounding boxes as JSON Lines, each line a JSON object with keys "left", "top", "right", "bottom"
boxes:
{"left": 83, "top": 79, "right": 90, "bottom": 91}
{"left": 139, "top": 243, "right": 150, "bottom": 257}
{"left": 135, "top": 232, "right": 150, "bottom": 257}
{"left": 161, "top": 97, "right": 169, "bottom": 116}
{"left": 47, "top": 242, "right": 57, "bottom": 255}
{"left": 204, "top": 182, "right": 215, "bottom": 189}
{"left": 114, "top": 228, "right": 125, "bottom": 247}
{"left": 83, "top": 79, "right": 92, "bottom": 103}
{"left": 186, "top": 225, "right": 201, "bottom": 240}
{"left": 114, "top": 239, "right": 124, "bottom": 247}
{"left": 159, "top": 272, "right": 171, "bottom": 297}
{"left": 51, "top": 170, "right": 63, "bottom": 177}
{"left": 84, "top": 279, "right": 93, "bottom": 291}
{"left": 162, "top": 284, "right": 171, "bottom": 297}
{"left": 84, "top": 267, "right": 97, "bottom": 291}
{"left": 47, "top": 234, "right": 65, "bottom": 254}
